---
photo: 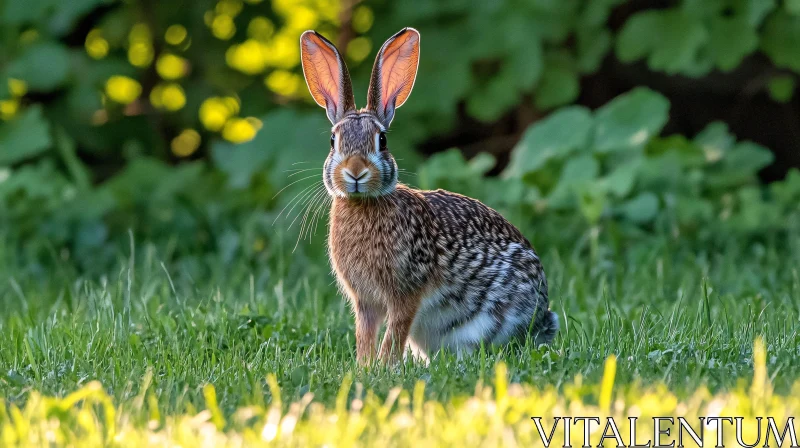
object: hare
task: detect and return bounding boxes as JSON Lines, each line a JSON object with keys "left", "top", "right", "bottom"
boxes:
{"left": 299, "top": 28, "right": 558, "bottom": 364}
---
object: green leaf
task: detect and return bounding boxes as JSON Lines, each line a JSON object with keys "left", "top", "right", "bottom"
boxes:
{"left": 507, "top": 41, "right": 544, "bottom": 90}
{"left": 50, "top": 0, "right": 111, "bottom": 36}
{"left": 708, "top": 16, "right": 759, "bottom": 71}
{"left": 786, "top": 0, "right": 800, "bottom": 15}
{"left": 468, "top": 152, "right": 496, "bottom": 175}
{"left": 505, "top": 106, "right": 593, "bottom": 179}
{"left": 732, "top": 0, "right": 776, "bottom": 26}
{"left": 1, "top": 0, "right": 54, "bottom": 25}
{"left": 771, "top": 168, "right": 800, "bottom": 205}
{"left": 733, "top": 187, "right": 780, "bottom": 232}
{"left": 648, "top": 135, "right": 706, "bottom": 169}
{"left": 526, "top": 0, "right": 579, "bottom": 42}
{"left": 616, "top": 10, "right": 662, "bottom": 63}
{"left": 547, "top": 155, "right": 599, "bottom": 209}
{"left": 681, "top": 0, "right": 727, "bottom": 17}
{"left": 54, "top": 125, "right": 91, "bottom": 190}
{"left": 593, "top": 88, "right": 670, "bottom": 153}
{"left": 724, "top": 141, "right": 774, "bottom": 173}
{"left": 616, "top": 9, "right": 709, "bottom": 75}
{"left": 578, "top": 187, "right": 607, "bottom": 224}
{"left": 637, "top": 151, "right": 686, "bottom": 192}
{"left": 767, "top": 75, "right": 796, "bottom": 102}
{"left": 579, "top": 0, "right": 625, "bottom": 28}
{"left": 599, "top": 157, "right": 643, "bottom": 198}
{"left": 576, "top": 26, "right": 611, "bottom": 73}
{"left": 466, "top": 68, "right": 521, "bottom": 123}
{"left": 619, "top": 192, "right": 659, "bottom": 224}
{"left": 694, "top": 122, "right": 735, "bottom": 154}
{"left": 212, "top": 110, "right": 329, "bottom": 189}
{"left": 534, "top": 53, "right": 580, "bottom": 109}
{"left": 0, "top": 105, "right": 52, "bottom": 164}
{"left": 762, "top": 11, "right": 800, "bottom": 72}
{"left": 705, "top": 141, "right": 774, "bottom": 189}
{"left": 675, "top": 195, "right": 714, "bottom": 226}
{"left": 498, "top": 13, "right": 544, "bottom": 90}
{"left": 418, "top": 149, "right": 495, "bottom": 192}
{"left": 9, "top": 41, "right": 71, "bottom": 91}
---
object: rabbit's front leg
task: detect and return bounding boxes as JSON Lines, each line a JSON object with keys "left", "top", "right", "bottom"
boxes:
{"left": 355, "top": 300, "right": 384, "bottom": 365}
{"left": 378, "top": 297, "right": 420, "bottom": 363}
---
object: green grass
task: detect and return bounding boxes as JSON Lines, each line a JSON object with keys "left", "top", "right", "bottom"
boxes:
{"left": 1, "top": 230, "right": 799, "bottom": 424}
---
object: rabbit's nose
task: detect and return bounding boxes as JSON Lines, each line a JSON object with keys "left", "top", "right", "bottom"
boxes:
{"left": 343, "top": 168, "right": 370, "bottom": 182}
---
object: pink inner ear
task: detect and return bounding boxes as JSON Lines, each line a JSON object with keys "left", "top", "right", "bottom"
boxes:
{"left": 301, "top": 34, "right": 341, "bottom": 109}
{"left": 379, "top": 31, "right": 419, "bottom": 110}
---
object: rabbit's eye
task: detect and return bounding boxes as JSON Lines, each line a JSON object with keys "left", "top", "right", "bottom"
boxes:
{"left": 330, "top": 133, "right": 335, "bottom": 148}
{"left": 379, "top": 132, "right": 387, "bottom": 151}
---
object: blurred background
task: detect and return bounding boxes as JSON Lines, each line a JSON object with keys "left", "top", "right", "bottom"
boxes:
{"left": 1, "top": 0, "right": 800, "bottom": 274}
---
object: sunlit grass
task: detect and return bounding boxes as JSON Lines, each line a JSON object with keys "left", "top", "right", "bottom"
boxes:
{"left": 0, "top": 224, "right": 799, "bottom": 446}
{"left": 2, "top": 340, "right": 798, "bottom": 447}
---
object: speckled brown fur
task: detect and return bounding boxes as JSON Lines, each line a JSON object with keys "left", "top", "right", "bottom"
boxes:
{"left": 301, "top": 28, "right": 558, "bottom": 364}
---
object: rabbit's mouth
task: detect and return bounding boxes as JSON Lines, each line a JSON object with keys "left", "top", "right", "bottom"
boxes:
{"left": 330, "top": 155, "right": 391, "bottom": 198}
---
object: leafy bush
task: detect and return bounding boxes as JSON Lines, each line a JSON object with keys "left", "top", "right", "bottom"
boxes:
{"left": 1, "top": 0, "right": 799, "bottom": 267}
{"left": 419, "top": 88, "right": 800, "bottom": 242}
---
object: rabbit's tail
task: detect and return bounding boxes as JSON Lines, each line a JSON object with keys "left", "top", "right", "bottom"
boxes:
{"left": 531, "top": 310, "right": 559, "bottom": 345}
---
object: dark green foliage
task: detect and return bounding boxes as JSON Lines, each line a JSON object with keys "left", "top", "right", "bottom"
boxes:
{"left": 0, "top": 0, "right": 798, "bottom": 270}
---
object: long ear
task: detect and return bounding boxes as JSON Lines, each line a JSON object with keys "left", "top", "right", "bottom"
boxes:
{"left": 300, "top": 31, "right": 356, "bottom": 123}
{"left": 366, "top": 28, "right": 420, "bottom": 127}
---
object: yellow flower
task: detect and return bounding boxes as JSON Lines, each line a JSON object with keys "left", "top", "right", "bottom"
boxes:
{"left": 85, "top": 29, "right": 109, "bottom": 60}
{"left": 222, "top": 96, "right": 240, "bottom": 115}
{"left": 165, "top": 25, "right": 188, "bottom": 45}
{"left": 314, "top": 0, "right": 341, "bottom": 22}
{"left": 247, "top": 17, "right": 274, "bottom": 41}
{"left": 157, "top": 83, "right": 186, "bottom": 111}
{"left": 199, "top": 97, "right": 239, "bottom": 131}
{"left": 19, "top": 29, "right": 39, "bottom": 43}
{"left": 211, "top": 15, "right": 236, "bottom": 40}
{"left": 105, "top": 76, "right": 141, "bottom": 104}
{"left": 285, "top": 7, "right": 318, "bottom": 31}
{"left": 347, "top": 37, "right": 371, "bottom": 63}
{"left": 156, "top": 54, "right": 189, "bottom": 80}
{"left": 222, "top": 117, "right": 259, "bottom": 143}
{"left": 128, "top": 43, "right": 153, "bottom": 68}
{"left": 0, "top": 99, "right": 19, "bottom": 120}
{"left": 215, "top": 0, "right": 243, "bottom": 17}
{"left": 171, "top": 129, "right": 202, "bottom": 157}
{"left": 265, "top": 70, "right": 302, "bottom": 96}
{"left": 150, "top": 84, "right": 164, "bottom": 108}
{"left": 129, "top": 23, "right": 151, "bottom": 43}
{"left": 8, "top": 79, "right": 27, "bottom": 97}
{"left": 261, "top": 33, "right": 299, "bottom": 69}
{"left": 352, "top": 6, "right": 374, "bottom": 33}
{"left": 226, "top": 40, "right": 266, "bottom": 75}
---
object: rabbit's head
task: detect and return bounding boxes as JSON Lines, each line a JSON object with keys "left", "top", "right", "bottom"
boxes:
{"left": 300, "top": 28, "right": 420, "bottom": 198}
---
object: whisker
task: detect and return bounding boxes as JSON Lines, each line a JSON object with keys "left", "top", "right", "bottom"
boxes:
{"left": 271, "top": 173, "right": 320, "bottom": 200}
{"left": 290, "top": 187, "right": 327, "bottom": 251}
{"left": 286, "top": 168, "right": 322, "bottom": 178}
{"left": 272, "top": 181, "right": 321, "bottom": 226}
{"left": 309, "top": 196, "right": 331, "bottom": 240}
{"left": 302, "top": 190, "right": 325, "bottom": 240}
{"left": 299, "top": 188, "right": 327, "bottom": 238}
{"left": 297, "top": 189, "right": 329, "bottom": 248}
{"left": 286, "top": 184, "right": 325, "bottom": 231}
{"left": 285, "top": 167, "right": 321, "bottom": 175}
{"left": 310, "top": 191, "right": 332, "bottom": 237}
